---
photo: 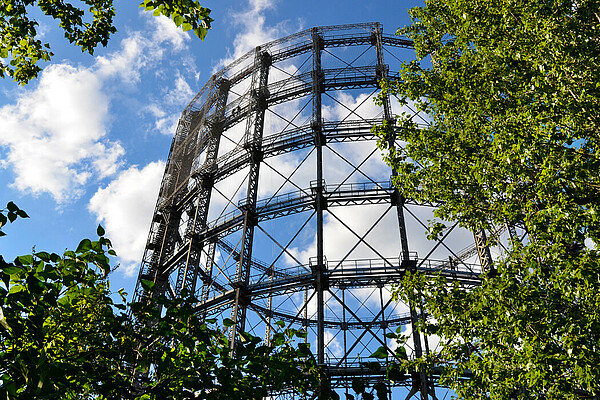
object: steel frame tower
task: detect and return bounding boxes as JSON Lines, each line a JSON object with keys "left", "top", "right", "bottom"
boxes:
{"left": 133, "top": 23, "right": 494, "bottom": 399}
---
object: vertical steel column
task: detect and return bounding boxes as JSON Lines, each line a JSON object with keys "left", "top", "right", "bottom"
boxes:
{"left": 474, "top": 228, "right": 493, "bottom": 272}
{"left": 176, "top": 78, "right": 230, "bottom": 295}
{"left": 155, "top": 205, "right": 182, "bottom": 296}
{"left": 132, "top": 129, "right": 180, "bottom": 303}
{"left": 372, "top": 25, "right": 410, "bottom": 263}
{"left": 304, "top": 286, "right": 309, "bottom": 345}
{"left": 342, "top": 287, "right": 347, "bottom": 371}
{"left": 140, "top": 110, "right": 196, "bottom": 301}
{"left": 311, "top": 27, "right": 327, "bottom": 366}
{"left": 374, "top": 24, "right": 430, "bottom": 399}
{"left": 199, "top": 240, "right": 217, "bottom": 302}
{"left": 231, "top": 47, "right": 271, "bottom": 344}
{"left": 264, "top": 268, "right": 274, "bottom": 345}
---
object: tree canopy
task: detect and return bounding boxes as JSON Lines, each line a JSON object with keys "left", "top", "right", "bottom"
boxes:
{"left": 0, "top": 204, "right": 329, "bottom": 399}
{"left": 376, "top": 0, "right": 600, "bottom": 397}
{"left": 0, "top": 0, "right": 212, "bottom": 84}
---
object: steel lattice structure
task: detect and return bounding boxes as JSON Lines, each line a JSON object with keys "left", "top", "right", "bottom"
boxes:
{"left": 133, "top": 22, "right": 504, "bottom": 399}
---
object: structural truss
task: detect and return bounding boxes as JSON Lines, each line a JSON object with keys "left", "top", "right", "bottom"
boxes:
{"left": 133, "top": 22, "right": 501, "bottom": 399}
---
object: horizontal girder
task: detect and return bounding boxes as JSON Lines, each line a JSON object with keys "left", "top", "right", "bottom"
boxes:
{"left": 156, "top": 181, "right": 444, "bottom": 277}
{"left": 191, "top": 257, "right": 479, "bottom": 326}
{"left": 197, "top": 181, "right": 440, "bottom": 243}
{"left": 224, "top": 31, "right": 411, "bottom": 86}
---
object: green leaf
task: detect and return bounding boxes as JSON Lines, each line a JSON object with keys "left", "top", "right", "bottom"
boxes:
{"left": 57, "top": 294, "right": 72, "bottom": 306}
{"left": 275, "top": 320, "right": 285, "bottom": 328}
{"left": 8, "top": 284, "right": 25, "bottom": 294}
{"left": 0, "top": 264, "right": 23, "bottom": 275}
{"left": 396, "top": 346, "right": 407, "bottom": 360}
{"left": 370, "top": 346, "right": 388, "bottom": 359}
{"left": 6, "top": 202, "right": 18, "bottom": 212}
{"left": 182, "top": 22, "right": 193, "bottom": 32}
{"left": 76, "top": 239, "right": 92, "bottom": 253}
{"left": 17, "top": 255, "right": 33, "bottom": 265}
{"left": 6, "top": 381, "right": 17, "bottom": 396}
{"left": 297, "top": 342, "right": 311, "bottom": 356}
{"left": 64, "top": 250, "right": 76, "bottom": 258}
{"left": 140, "top": 279, "right": 155, "bottom": 292}
{"left": 296, "top": 330, "right": 308, "bottom": 339}
{"left": 222, "top": 318, "right": 235, "bottom": 327}
{"left": 194, "top": 26, "right": 208, "bottom": 40}
{"left": 2, "top": 265, "right": 22, "bottom": 275}
{"left": 16, "top": 210, "right": 28, "bottom": 218}
{"left": 34, "top": 252, "right": 51, "bottom": 261}
{"left": 97, "top": 225, "right": 105, "bottom": 236}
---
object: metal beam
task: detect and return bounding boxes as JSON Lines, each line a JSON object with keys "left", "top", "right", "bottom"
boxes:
{"left": 312, "top": 27, "right": 327, "bottom": 366}
{"left": 231, "top": 47, "right": 272, "bottom": 347}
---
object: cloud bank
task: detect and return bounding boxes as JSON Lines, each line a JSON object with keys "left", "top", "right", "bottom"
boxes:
{"left": 88, "top": 161, "right": 165, "bottom": 276}
{"left": 0, "top": 14, "right": 191, "bottom": 204}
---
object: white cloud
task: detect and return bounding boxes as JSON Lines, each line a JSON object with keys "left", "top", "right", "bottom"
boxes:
{"left": 88, "top": 161, "right": 165, "bottom": 276}
{"left": 0, "top": 64, "right": 123, "bottom": 202}
{"left": 95, "top": 33, "right": 148, "bottom": 83}
{"left": 145, "top": 103, "right": 180, "bottom": 136}
{"left": 324, "top": 329, "right": 344, "bottom": 358}
{"left": 173, "top": 74, "right": 195, "bottom": 100}
{"left": 0, "top": 13, "right": 196, "bottom": 203}
{"left": 217, "top": 0, "right": 292, "bottom": 69}
{"left": 95, "top": 15, "right": 189, "bottom": 84}
{"left": 161, "top": 72, "right": 195, "bottom": 108}
{"left": 95, "top": 12, "right": 190, "bottom": 83}
{"left": 93, "top": 142, "right": 126, "bottom": 178}
{"left": 150, "top": 14, "right": 190, "bottom": 51}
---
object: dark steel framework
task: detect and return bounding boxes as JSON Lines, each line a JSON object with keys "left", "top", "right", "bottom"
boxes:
{"left": 133, "top": 23, "right": 506, "bottom": 399}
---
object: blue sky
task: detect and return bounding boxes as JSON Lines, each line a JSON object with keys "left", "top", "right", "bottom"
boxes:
{"left": 0, "top": 0, "right": 420, "bottom": 299}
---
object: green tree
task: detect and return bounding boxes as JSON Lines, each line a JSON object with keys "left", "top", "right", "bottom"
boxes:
{"left": 0, "top": 0, "right": 212, "bottom": 84}
{"left": 0, "top": 210, "right": 137, "bottom": 398}
{"left": 130, "top": 295, "right": 326, "bottom": 400}
{"left": 375, "top": 0, "right": 600, "bottom": 398}
{"left": 0, "top": 204, "right": 331, "bottom": 399}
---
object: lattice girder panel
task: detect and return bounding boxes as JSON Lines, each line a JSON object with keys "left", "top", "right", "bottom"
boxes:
{"left": 133, "top": 23, "right": 495, "bottom": 399}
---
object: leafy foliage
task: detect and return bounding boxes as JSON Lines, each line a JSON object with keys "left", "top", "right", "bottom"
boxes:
{"left": 0, "top": 0, "right": 212, "bottom": 84}
{"left": 375, "top": 0, "right": 600, "bottom": 397}
{"left": 0, "top": 222, "right": 132, "bottom": 398}
{"left": 129, "top": 295, "right": 325, "bottom": 400}
{"left": 0, "top": 202, "right": 28, "bottom": 237}
{"left": 140, "top": 0, "right": 211, "bottom": 39}
{"left": 0, "top": 203, "right": 333, "bottom": 399}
